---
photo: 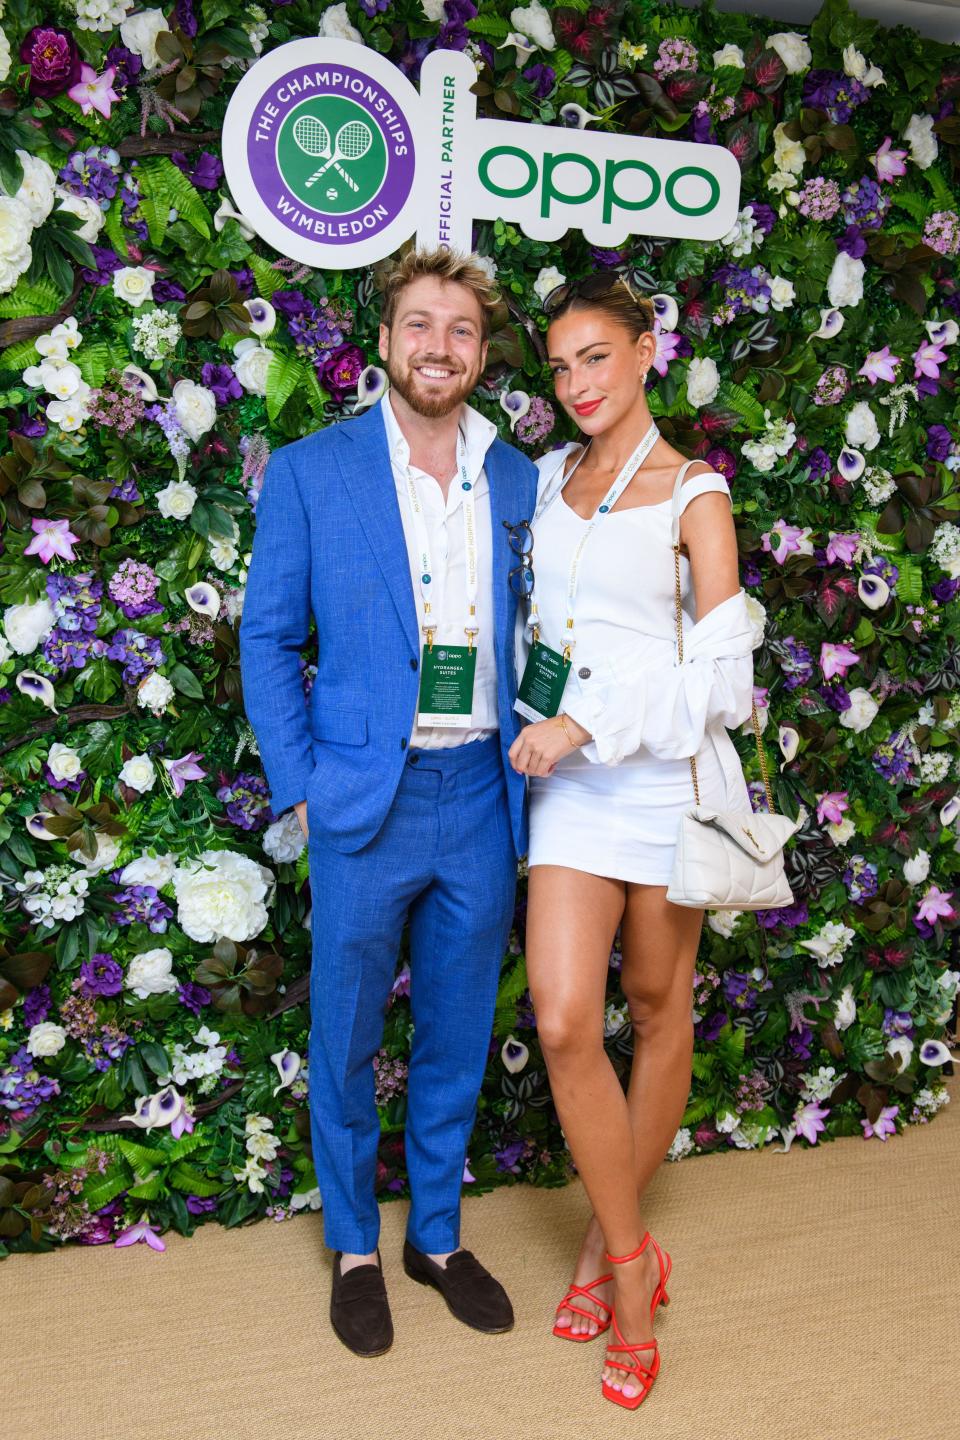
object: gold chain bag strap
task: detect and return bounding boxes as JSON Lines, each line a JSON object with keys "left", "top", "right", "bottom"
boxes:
{"left": 665, "top": 464, "right": 801, "bottom": 911}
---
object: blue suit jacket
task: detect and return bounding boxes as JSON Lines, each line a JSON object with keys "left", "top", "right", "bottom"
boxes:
{"left": 239, "top": 402, "right": 539, "bottom": 856}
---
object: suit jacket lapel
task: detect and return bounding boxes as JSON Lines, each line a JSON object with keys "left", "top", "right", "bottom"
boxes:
{"left": 338, "top": 405, "right": 420, "bottom": 657}
{"left": 485, "top": 444, "right": 519, "bottom": 717}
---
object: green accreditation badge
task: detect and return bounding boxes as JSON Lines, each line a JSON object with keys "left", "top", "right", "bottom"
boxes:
{"left": 514, "top": 641, "right": 571, "bottom": 723}
{"left": 417, "top": 644, "right": 477, "bottom": 727}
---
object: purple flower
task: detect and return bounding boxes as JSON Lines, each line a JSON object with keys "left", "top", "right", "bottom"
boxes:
{"left": 78, "top": 953, "right": 124, "bottom": 998}
{"left": 805, "top": 447, "right": 832, "bottom": 480}
{"left": 802, "top": 69, "right": 870, "bottom": 124}
{"left": 171, "top": 149, "right": 223, "bottom": 191}
{"left": 320, "top": 343, "right": 365, "bottom": 401}
{"left": 861, "top": 1105, "right": 898, "bottom": 1140}
{"left": 152, "top": 277, "right": 187, "bottom": 304}
{"left": 747, "top": 202, "right": 776, "bottom": 236}
{"left": 112, "top": 884, "right": 173, "bottom": 933}
{"left": 201, "top": 362, "right": 243, "bottom": 405}
{"left": 842, "top": 855, "right": 879, "bottom": 903}
{"left": 795, "top": 1101, "right": 829, "bottom": 1144}
{"left": 0, "top": 1046, "right": 61, "bottom": 1119}
{"left": 57, "top": 147, "right": 120, "bottom": 208}
{"left": 494, "top": 1138, "right": 526, "bottom": 1173}
{"left": 185, "top": 1194, "right": 219, "bottom": 1215}
{"left": 103, "top": 628, "right": 166, "bottom": 684}
{"left": 932, "top": 576, "right": 960, "bottom": 604}
{"left": 23, "top": 984, "right": 52, "bottom": 1027}
{"left": 216, "top": 772, "right": 274, "bottom": 831}
{"left": 178, "top": 982, "right": 211, "bottom": 1016}
{"left": 797, "top": 177, "right": 841, "bottom": 221}
{"left": 20, "top": 26, "right": 82, "bottom": 97}
{"left": 523, "top": 63, "right": 556, "bottom": 99}
{"left": 396, "top": 36, "right": 430, "bottom": 80}
{"left": 705, "top": 447, "right": 736, "bottom": 481}
{"left": 515, "top": 396, "right": 556, "bottom": 448}
{"left": 114, "top": 1217, "right": 165, "bottom": 1251}
{"left": 841, "top": 175, "right": 889, "bottom": 231}
{"left": 926, "top": 424, "right": 954, "bottom": 462}
{"left": 44, "top": 572, "right": 103, "bottom": 674}
{"left": 105, "top": 46, "right": 141, "bottom": 90}
{"left": 778, "top": 636, "right": 814, "bottom": 691}
{"left": 162, "top": 752, "right": 207, "bottom": 798}
{"left": 359, "top": 0, "right": 392, "bottom": 13}
{"left": 174, "top": 0, "right": 199, "bottom": 38}
{"left": 836, "top": 226, "right": 868, "bottom": 259}
{"left": 756, "top": 902, "right": 809, "bottom": 930}
{"left": 79, "top": 243, "right": 123, "bottom": 287}
{"left": 108, "top": 559, "right": 163, "bottom": 620}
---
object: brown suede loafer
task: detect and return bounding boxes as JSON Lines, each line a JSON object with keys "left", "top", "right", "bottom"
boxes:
{"left": 330, "top": 1250, "right": 394, "bottom": 1357}
{"left": 403, "top": 1241, "right": 514, "bottom": 1333}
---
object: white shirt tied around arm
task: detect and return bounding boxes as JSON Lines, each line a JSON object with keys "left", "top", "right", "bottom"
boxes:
{"left": 381, "top": 392, "right": 499, "bottom": 750}
{"left": 529, "top": 443, "right": 759, "bottom": 769}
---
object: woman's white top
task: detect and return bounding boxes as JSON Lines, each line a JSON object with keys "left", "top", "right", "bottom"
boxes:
{"left": 523, "top": 442, "right": 757, "bottom": 885}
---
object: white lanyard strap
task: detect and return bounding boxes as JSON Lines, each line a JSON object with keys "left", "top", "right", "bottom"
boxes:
{"left": 527, "top": 422, "right": 660, "bottom": 653}
{"left": 404, "top": 431, "right": 479, "bottom": 646}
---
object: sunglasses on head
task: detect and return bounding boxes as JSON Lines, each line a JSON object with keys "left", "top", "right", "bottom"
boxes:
{"left": 542, "top": 271, "right": 642, "bottom": 317}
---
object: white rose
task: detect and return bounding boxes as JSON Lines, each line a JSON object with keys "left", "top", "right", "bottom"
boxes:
{"left": 125, "top": 947, "right": 179, "bottom": 1000}
{"left": 74, "top": 832, "right": 122, "bottom": 874}
{"left": 766, "top": 31, "right": 812, "bottom": 74}
{"left": 510, "top": 0, "right": 556, "bottom": 51}
{"left": 172, "top": 378, "right": 217, "bottom": 442}
{"left": 55, "top": 191, "right": 105, "bottom": 243}
{"left": 119, "top": 753, "right": 157, "bottom": 794}
{"left": 4, "top": 598, "right": 55, "bottom": 654}
{"left": 137, "top": 671, "right": 175, "bottom": 714}
{"left": 827, "top": 251, "right": 865, "bottom": 309}
{"left": 119, "top": 8, "right": 171, "bottom": 69}
{"left": 120, "top": 851, "right": 177, "bottom": 888}
{"left": 706, "top": 910, "right": 741, "bottom": 937}
{"left": 421, "top": 0, "right": 446, "bottom": 18}
{"left": 713, "top": 44, "right": 745, "bottom": 68}
{"left": 26, "top": 1021, "right": 67, "bottom": 1057}
{"left": 156, "top": 479, "right": 198, "bottom": 520}
{"left": 769, "top": 276, "right": 795, "bottom": 312}
{"left": 173, "top": 848, "right": 274, "bottom": 943}
{"left": 840, "top": 687, "right": 879, "bottom": 732}
{"left": 0, "top": 30, "right": 10, "bottom": 85}
{"left": 835, "top": 986, "right": 857, "bottom": 1031}
{"left": 318, "top": 2, "right": 362, "bottom": 42}
{"left": 0, "top": 633, "right": 10, "bottom": 664}
{"left": 903, "top": 849, "right": 931, "bottom": 885}
{"left": 685, "top": 356, "right": 720, "bottom": 408}
{"left": 47, "top": 743, "right": 83, "bottom": 783}
{"left": 533, "top": 265, "right": 565, "bottom": 304}
{"left": 826, "top": 816, "right": 857, "bottom": 845}
{"left": 772, "top": 123, "right": 805, "bottom": 176}
{"left": 744, "top": 594, "right": 767, "bottom": 650}
{"left": 233, "top": 340, "right": 272, "bottom": 397}
{"left": 113, "top": 265, "right": 156, "bottom": 308}
{"left": 0, "top": 247, "right": 31, "bottom": 295}
{"left": 262, "top": 811, "right": 307, "bottom": 864}
{"left": 904, "top": 113, "right": 938, "bottom": 170}
{"left": 842, "top": 44, "right": 866, "bottom": 81}
{"left": 845, "top": 400, "right": 880, "bottom": 451}
{"left": 0, "top": 195, "right": 32, "bottom": 265}
{"left": 11, "top": 151, "right": 56, "bottom": 227}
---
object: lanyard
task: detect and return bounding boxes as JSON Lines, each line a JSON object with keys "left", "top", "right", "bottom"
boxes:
{"left": 528, "top": 421, "right": 660, "bottom": 656}
{"left": 404, "top": 430, "right": 479, "bottom": 650}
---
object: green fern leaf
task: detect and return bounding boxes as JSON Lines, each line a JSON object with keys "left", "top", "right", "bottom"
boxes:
{"left": 117, "top": 1137, "right": 168, "bottom": 1174}
{"left": 890, "top": 191, "right": 927, "bottom": 222}
{"left": 248, "top": 253, "right": 283, "bottom": 300}
{"left": 716, "top": 380, "right": 766, "bottom": 431}
{"left": 466, "top": 15, "right": 512, "bottom": 37}
{"left": 76, "top": 341, "right": 112, "bottom": 388}
{"left": 141, "top": 158, "right": 212, "bottom": 240}
{"left": 81, "top": 1169, "right": 132, "bottom": 1212}
{"left": 168, "top": 1162, "right": 222, "bottom": 1196}
{"left": 103, "top": 198, "right": 130, "bottom": 260}
{"left": 0, "top": 337, "right": 43, "bottom": 371}
{"left": 0, "top": 279, "right": 61, "bottom": 319}
{"left": 266, "top": 351, "right": 306, "bottom": 422}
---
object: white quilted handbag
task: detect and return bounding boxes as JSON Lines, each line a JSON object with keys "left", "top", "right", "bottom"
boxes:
{"left": 664, "top": 519, "right": 802, "bottom": 911}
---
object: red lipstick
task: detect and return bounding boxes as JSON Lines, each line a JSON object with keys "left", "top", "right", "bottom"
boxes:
{"left": 573, "top": 398, "right": 603, "bottom": 416}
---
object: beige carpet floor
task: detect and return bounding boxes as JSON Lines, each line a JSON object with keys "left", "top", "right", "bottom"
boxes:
{"left": 5, "top": 1083, "right": 957, "bottom": 1440}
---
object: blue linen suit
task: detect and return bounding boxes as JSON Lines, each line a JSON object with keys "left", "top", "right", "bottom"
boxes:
{"left": 239, "top": 402, "right": 538, "bottom": 1252}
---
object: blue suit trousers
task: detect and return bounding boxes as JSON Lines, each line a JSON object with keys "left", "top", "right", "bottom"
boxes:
{"left": 306, "top": 735, "right": 516, "bottom": 1254}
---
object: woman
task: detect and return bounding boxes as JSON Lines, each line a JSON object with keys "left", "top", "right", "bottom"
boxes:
{"left": 508, "top": 273, "right": 756, "bottom": 1409}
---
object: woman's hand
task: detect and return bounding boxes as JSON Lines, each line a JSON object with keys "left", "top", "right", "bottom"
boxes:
{"left": 508, "top": 715, "right": 592, "bottom": 776}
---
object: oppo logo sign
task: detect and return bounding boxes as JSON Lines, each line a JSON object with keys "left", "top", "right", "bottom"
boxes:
{"left": 223, "top": 42, "right": 739, "bottom": 269}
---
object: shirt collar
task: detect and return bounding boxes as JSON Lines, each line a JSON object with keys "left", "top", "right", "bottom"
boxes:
{"left": 381, "top": 391, "right": 497, "bottom": 483}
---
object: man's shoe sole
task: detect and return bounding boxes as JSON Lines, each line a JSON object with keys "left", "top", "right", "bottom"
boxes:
{"left": 330, "top": 1316, "right": 393, "bottom": 1357}
{"left": 403, "top": 1258, "right": 515, "bottom": 1334}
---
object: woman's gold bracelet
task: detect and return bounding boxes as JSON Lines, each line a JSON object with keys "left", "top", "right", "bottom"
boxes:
{"left": 557, "top": 713, "right": 583, "bottom": 749}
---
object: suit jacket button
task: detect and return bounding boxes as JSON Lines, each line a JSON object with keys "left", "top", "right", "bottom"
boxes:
{"left": 400, "top": 738, "right": 407, "bottom": 750}
{"left": 578, "top": 666, "right": 591, "bottom": 680}
{"left": 410, "top": 657, "right": 418, "bottom": 671}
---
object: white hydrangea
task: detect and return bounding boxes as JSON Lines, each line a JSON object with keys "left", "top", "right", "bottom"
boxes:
{"left": 666, "top": 1127, "right": 694, "bottom": 1161}
{"left": 511, "top": 0, "right": 556, "bottom": 51}
{"left": 860, "top": 466, "right": 896, "bottom": 506}
{"left": 797, "top": 920, "right": 856, "bottom": 967}
{"left": 75, "top": 0, "right": 134, "bottom": 31}
{"left": 919, "top": 751, "right": 951, "bottom": 783}
{"left": 0, "top": 195, "right": 33, "bottom": 295}
{"left": 741, "top": 411, "right": 796, "bottom": 473}
{"left": 119, "top": 851, "right": 177, "bottom": 889}
{"left": 137, "top": 672, "right": 175, "bottom": 714}
{"left": 15, "top": 865, "right": 89, "bottom": 927}
{"left": 173, "top": 849, "right": 274, "bottom": 943}
{"left": 0, "top": 30, "right": 10, "bottom": 85}
{"left": 930, "top": 523, "right": 960, "bottom": 577}
{"left": 903, "top": 113, "right": 938, "bottom": 170}
{"left": 132, "top": 309, "right": 183, "bottom": 362}
{"left": 845, "top": 401, "right": 881, "bottom": 451}
{"left": 318, "top": 2, "right": 362, "bottom": 42}
{"left": 11, "top": 151, "right": 56, "bottom": 227}
{"left": 913, "top": 1086, "right": 950, "bottom": 1117}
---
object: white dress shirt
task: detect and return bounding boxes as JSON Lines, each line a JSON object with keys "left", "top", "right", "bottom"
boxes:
{"left": 381, "top": 392, "right": 499, "bottom": 749}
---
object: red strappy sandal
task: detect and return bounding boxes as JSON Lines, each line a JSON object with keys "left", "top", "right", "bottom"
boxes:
{"left": 600, "top": 1235, "right": 668, "bottom": 1410}
{"left": 552, "top": 1271, "right": 613, "bottom": 1342}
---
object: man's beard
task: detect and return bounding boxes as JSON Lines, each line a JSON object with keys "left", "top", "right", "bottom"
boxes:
{"left": 386, "top": 348, "right": 481, "bottom": 419}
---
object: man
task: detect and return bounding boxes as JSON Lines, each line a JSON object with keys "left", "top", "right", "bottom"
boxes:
{"left": 240, "top": 249, "right": 538, "bottom": 1356}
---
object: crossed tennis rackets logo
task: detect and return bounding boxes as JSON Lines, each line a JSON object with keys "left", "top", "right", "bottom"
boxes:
{"left": 292, "top": 114, "right": 374, "bottom": 192}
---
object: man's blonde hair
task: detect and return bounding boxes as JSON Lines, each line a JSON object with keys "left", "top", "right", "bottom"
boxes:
{"left": 380, "top": 248, "right": 499, "bottom": 338}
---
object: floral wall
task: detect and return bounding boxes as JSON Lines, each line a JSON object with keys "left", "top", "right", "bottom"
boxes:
{"left": 0, "top": 0, "right": 958, "bottom": 1255}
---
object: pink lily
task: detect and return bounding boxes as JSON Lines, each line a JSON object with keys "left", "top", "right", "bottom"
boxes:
{"left": 825, "top": 531, "right": 859, "bottom": 565}
{"left": 913, "top": 341, "right": 948, "bottom": 381}
{"left": 162, "top": 751, "right": 207, "bottom": 798}
{"left": 114, "top": 1214, "right": 166, "bottom": 1251}
{"left": 795, "top": 1101, "right": 829, "bottom": 1144}
{"left": 651, "top": 324, "right": 681, "bottom": 377}
{"left": 857, "top": 346, "right": 899, "bottom": 385}
{"left": 820, "top": 641, "right": 860, "bottom": 680}
{"left": 870, "top": 136, "right": 907, "bottom": 183}
{"left": 861, "top": 1104, "right": 898, "bottom": 1140}
{"left": 24, "top": 517, "right": 79, "bottom": 564}
{"left": 916, "top": 885, "right": 955, "bottom": 926}
{"left": 817, "top": 791, "right": 849, "bottom": 825}
{"left": 68, "top": 64, "right": 121, "bottom": 119}
{"left": 761, "top": 519, "right": 805, "bottom": 564}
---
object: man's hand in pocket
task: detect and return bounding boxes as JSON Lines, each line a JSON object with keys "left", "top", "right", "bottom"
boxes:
{"left": 294, "top": 800, "right": 308, "bottom": 838}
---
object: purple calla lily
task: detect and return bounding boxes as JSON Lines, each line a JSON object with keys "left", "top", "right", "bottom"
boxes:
{"left": 355, "top": 365, "right": 388, "bottom": 411}
{"left": 837, "top": 447, "right": 865, "bottom": 482}
{"left": 16, "top": 671, "right": 58, "bottom": 712}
